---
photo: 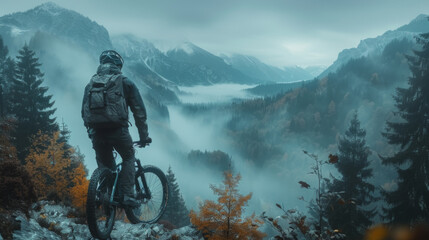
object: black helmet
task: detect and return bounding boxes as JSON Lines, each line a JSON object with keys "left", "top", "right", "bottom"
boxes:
{"left": 99, "top": 50, "right": 124, "bottom": 69}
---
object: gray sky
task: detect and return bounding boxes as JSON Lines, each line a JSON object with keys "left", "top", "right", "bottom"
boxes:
{"left": 1, "top": 0, "right": 428, "bottom": 67}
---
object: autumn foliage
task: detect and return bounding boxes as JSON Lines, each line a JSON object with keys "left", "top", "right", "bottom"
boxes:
{"left": 24, "top": 131, "right": 89, "bottom": 212}
{"left": 190, "top": 171, "right": 265, "bottom": 240}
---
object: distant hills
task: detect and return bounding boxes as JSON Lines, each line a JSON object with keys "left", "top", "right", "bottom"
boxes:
{"left": 319, "top": 14, "right": 429, "bottom": 78}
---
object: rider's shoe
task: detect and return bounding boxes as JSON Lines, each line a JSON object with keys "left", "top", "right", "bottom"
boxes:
{"left": 122, "top": 195, "right": 140, "bottom": 208}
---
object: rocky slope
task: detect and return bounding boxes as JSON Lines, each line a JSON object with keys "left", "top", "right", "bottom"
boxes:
{"left": 8, "top": 201, "right": 202, "bottom": 240}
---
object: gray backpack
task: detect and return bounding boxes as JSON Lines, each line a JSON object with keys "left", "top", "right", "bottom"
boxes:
{"left": 82, "top": 74, "right": 128, "bottom": 127}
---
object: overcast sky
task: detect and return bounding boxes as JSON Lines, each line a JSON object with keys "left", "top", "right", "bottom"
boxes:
{"left": 1, "top": 0, "right": 428, "bottom": 67}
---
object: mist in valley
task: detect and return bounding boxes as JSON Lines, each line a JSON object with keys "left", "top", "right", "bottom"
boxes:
{"left": 1, "top": 2, "right": 429, "bottom": 239}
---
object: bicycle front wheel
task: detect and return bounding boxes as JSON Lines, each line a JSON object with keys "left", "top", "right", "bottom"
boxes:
{"left": 86, "top": 168, "right": 116, "bottom": 240}
{"left": 125, "top": 165, "right": 169, "bottom": 224}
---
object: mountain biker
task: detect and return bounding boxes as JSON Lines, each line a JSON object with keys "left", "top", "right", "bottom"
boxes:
{"left": 81, "top": 50, "right": 151, "bottom": 207}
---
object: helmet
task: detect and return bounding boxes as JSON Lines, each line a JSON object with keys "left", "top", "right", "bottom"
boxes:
{"left": 99, "top": 50, "right": 124, "bottom": 69}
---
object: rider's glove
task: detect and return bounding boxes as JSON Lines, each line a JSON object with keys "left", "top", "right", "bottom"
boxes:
{"left": 87, "top": 127, "right": 95, "bottom": 140}
{"left": 136, "top": 137, "right": 152, "bottom": 148}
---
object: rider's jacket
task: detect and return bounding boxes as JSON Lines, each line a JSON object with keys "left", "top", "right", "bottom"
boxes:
{"left": 81, "top": 63, "right": 149, "bottom": 139}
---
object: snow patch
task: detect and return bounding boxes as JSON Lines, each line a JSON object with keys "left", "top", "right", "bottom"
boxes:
{"left": 34, "top": 2, "right": 64, "bottom": 16}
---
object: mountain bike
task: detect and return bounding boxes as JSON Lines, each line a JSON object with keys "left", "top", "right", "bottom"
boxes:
{"left": 86, "top": 141, "right": 169, "bottom": 240}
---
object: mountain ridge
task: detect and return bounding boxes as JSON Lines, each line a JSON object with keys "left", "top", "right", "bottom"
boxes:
{"left": 319, "top": 14, "right": 429, "bottom": 78}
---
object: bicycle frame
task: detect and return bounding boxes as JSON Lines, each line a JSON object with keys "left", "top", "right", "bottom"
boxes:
{"left": 105, "top": 159, "right": 152, "bottom": 207}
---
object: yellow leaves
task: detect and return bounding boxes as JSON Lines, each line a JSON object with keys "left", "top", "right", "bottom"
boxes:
{"left": 190, "top": 171, "right": 265, "bottom": 240}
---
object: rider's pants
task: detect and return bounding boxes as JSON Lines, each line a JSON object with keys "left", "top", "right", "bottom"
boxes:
{"left": 91, "top": 127, "right": 136, "bottom": 197}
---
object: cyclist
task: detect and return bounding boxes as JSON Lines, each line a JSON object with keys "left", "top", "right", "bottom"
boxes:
{"left": 81, "top": 50, "right": 151, "bottom": 207}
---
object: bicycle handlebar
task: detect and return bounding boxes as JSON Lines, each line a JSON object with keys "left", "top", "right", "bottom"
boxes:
{"left": 133, "top": 141, "right": 151, "bottom": 148}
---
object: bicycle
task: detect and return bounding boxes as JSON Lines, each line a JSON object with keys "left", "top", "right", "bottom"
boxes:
{"left": 86, "top": 141, "right": 169, "bottom": 240}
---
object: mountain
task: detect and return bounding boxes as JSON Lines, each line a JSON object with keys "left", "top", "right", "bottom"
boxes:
{"left": 0, "top": 2, "right": 112, "bottom": 56}
{"left": 114, "top": 37, "right": 259, "bottom": 86}
{"left": 162, "top": 42, "right": 259, "bottom": 85}
{"left": 319, "top": 14, "right": 429, "bottom": 78}
{"left": 221, "top": 54, "right": 314, "bottom": 83}
{"left": 304, "top": 65, "right": 327, "bottom": 77}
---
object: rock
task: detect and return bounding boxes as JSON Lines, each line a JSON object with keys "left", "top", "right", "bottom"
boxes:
{"left": 143, "top": 228, "right": 152, "bottom": 238}
{"left": 9, "top": 201, "right": 204, "bottom": 240}
{"left": 13, "top": 216, "right": 61, "bottom": 240}
{"left": 152, "top": 225, "right": 160, "bottom": 233}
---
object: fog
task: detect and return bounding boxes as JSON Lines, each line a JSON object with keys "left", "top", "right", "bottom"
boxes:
{"left": 2, "top": 4, "right": 423, "bottom": 235}
{"left": 11, "top": 30, "right": 406, "bottom": 225}
{"left": 177, "top": 84, "right": 256, "bottom": 104}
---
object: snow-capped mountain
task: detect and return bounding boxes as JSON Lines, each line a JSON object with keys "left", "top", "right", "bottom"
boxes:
{"left": 114, "top": 36, "right": 260, "bottom": 86}
{"left": 0, "top": 2, "right": 112, "bottom": 56}
{"left": 222, "top": 54, "right": 316, "bottom": 83}
{"left": 319, "top": 14, "right": 429, "bottom": 78}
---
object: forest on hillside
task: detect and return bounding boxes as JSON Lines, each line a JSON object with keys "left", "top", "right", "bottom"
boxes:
{"left": 0, "top": 13, "right": 429, "bottom": 240}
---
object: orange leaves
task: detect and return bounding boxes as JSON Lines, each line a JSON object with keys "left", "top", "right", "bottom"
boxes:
{"left": 328, "top": 154, "right": 339, "bottom": 164}
{"left": 190, "top": 171, "right": 265, "bottom": 240}
{"left": 25, "top": 131, "right": 70, "bottom": 198}
{"left": 25, "top": 131, "right": 88, "bottom": 206}
{"left": 298, "top": 181, "right": 310, "bottom": 189}
{"left": 291, "top": 216, "right": 309, "bottom": 235}
{"left": 69, "top": 162, "right": 89, "bottom": 212}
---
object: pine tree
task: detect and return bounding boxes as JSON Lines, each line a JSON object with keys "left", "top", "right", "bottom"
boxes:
{"left": 381, "top": 31, "right": 429, "bottom": 223}
{"left": 2, "top": 58, "right": 18, "bottom": 114}
{"left": 327, "top": 113, "right": 376, "bottom": 240}
{"left": 190, "top": 171, "right": 265, "bottom": 240}
{"left": 9, "top": 45, "right": 57, "bottom": 163}
{"left": 0, "top": 116, "right": 17, "bottom": 162}
{"left": 0, "top": 36, "right": 9, "bottom": 116}
{"left": 58, "top": 120, "right": 73, "bottom": 159}
{"left": 161, "top": 166, "right": 190, "bottom": 227}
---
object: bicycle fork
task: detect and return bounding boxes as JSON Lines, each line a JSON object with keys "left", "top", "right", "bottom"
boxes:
{"left": 109, "top": 170, "right": 120, "bottom": 205}
{"left": 135, "top": 160, "right": 152, "bottom": 200}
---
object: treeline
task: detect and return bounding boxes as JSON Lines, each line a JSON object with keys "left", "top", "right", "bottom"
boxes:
{"left": 187, "top": 33, "right": 429, "bottom": 239}
{"left": 226, "top": 38, "right": 416, "bottom": 166}
{"left": 0, "top": 36, "right": 89, "bottom": 214}
{"left": 262, "top": 33, "right": 429, "bottom": 239}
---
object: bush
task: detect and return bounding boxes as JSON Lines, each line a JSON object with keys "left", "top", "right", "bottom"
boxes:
{"left": 0, "top": 160, "right": 37, "bottom": 212}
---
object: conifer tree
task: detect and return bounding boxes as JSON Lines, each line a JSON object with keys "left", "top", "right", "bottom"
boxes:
{"left": 2, "top": 58, "right": 17, "bottom": 114}
{"left": 58, "top": 120, "right": 73, "bottom": 159}
{"left": 327, "top": 113, "right": 376, "bottom": 240}
{"left": 0, "top": 117, "right": 17, "bottom": 162}
{"left": 161, "top": 166, "right": 190, "bottom": 227}
{"left": 9, "top": 45, "right": 57, "bottom": 163}
{"left": 381, "top": 31, "right": 429, "bottom": 223}
{"left": 0, "top": 36, "right": 9, "bottom": 116}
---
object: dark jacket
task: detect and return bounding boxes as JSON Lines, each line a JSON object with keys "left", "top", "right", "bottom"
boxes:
{"left": 82, "top": 63, "right": 148, "bottom": 139}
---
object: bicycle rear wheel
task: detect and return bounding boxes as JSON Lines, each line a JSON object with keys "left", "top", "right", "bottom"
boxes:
{"left": 125, "top": 165, "right": 169, "bottom": 224}
{"left": 86, "top": 168, "right": 116, "bottom": 240}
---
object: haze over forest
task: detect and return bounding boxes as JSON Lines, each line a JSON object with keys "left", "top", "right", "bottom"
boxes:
{"left": 0, "top": 1, "right": 429, "bottom": 239}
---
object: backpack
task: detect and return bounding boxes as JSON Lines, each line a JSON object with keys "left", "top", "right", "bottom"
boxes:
{"left": 82, "top": 74, "right": 128, "bottom": 127}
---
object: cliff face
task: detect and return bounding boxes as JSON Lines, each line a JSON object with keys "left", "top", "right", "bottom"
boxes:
{"left": 7, "top": 201, "right": 202, "bottom": 240}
